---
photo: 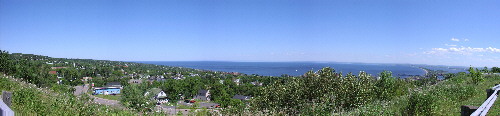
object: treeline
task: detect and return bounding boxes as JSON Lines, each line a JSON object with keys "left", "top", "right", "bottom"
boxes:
{"left": 0, "top": 50, "right": 206, "bottom": 87}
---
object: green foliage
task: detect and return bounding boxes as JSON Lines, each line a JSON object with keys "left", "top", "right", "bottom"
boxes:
{"left": 12, "top": 87, "right": 46, "bottom": 114}
{"left": 120, "top": 83, "right": 156, "bottom": 112}
{"left": 50, "top": 84, "right": 76, "bottom": 94}
{"left": 252, "top": 67, "right": 381, "bottom": 115}
{"left": 448, "top": 73, "right": 467, "bottom": 84}
{"left": 344, "top": 73, "right": 500, "bottom": 116}
{"left": 481, "top": 67, "right": 489, "bottom": 73}
{"left": 0, "top": 76, "right": 134, "bottom": 115}
{"left": 193, "top": 108, "right": 217, "bottom": 116}
{"left": 430, "top": 84, "right": 475, "bottom": 102}
{"left": 492, "top": 67, "right": 500, "bottom": 73}
{"left": 444, "top": 73, "right": 456, "bottom": 80}
{"left": 94, "top": 94, "right": 121, "bottom": 101}
{"left": 0, "top": 50, "right": 13, "bottom": 74}
{"left": 468, "top": 67, "right": 484, "bottom": 84}
{"left": 375, "top": 71, "right": 399, "bottom": 100}
{"left": 406, "top": 91, "right": 437, "bottom": 116}
{"left": 0, "top": 77, "right": 20, "bottom": 91}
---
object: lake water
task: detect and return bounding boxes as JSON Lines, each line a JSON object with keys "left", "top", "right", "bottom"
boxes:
{"left": 133, "top": 61, "right": 458, "bottom": 78}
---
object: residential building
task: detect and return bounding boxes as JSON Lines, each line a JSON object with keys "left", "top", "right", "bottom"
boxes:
{"left": 232, "top": 94, "right": 252, "bottom": 101}
{"left": 128, "top": 79, "right": 142, "bottom": 84}
{"left": 194, "top": 89, "right": 210, "bottom": 101}
{"left": 93, "top": 82, "right": 122, "bottom": 95}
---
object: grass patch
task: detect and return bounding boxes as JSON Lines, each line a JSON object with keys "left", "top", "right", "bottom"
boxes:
{"left": 0, "top": 76, "right": 136, "bottom": 115}
{"left": 457, "top": 75, "right": 500, "bottom": 115}
{"left": 345, "top": 74, "right": 500, "bottom": 115}
{"left": 94, "top": 94, "right": 121, "bottom": 101}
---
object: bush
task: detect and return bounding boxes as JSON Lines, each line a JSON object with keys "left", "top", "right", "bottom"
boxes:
{"left": 252, "top": 68, "right": 379, "bottom": 115}
{"left": 406, "top": 92, "right": 437, "bottom": 115}
{"left": 1, "top": 76, "right": 135, "bottom": 115}
{"left": 12, "top": 87, "right": 46, "bottom": 115}
{"left": 375, "top": 71, "right": 398, "bottom": 100}
{"left": 468, "top": 67, "right": 484, "bottom": 84}
{"left": 430, "top": 84, "right": 475, "bottom": 102}
{"left": 0, "top": 77, "right": 20, "bottom": 91}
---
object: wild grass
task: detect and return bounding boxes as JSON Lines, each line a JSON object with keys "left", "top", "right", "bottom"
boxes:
{"left": 0, "top": 76, "right": 136, "bottom": 115}
{"left": 345, "top": 74, "right": 500, "bottom": 115}
{"left": 94, "top": 94, "right": 121, "bottom": 101}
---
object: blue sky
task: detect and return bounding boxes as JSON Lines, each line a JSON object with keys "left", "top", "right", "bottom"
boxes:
{"left": 1, "top": 0, "right": 499, "bottom": 67}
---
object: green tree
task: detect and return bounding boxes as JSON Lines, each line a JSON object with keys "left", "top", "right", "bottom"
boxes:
{"left": 120, "top": 83, "right": 155, "bottom": 112}
{"left": 0, "top": 50, "right": 13, "bottom": 74}
{"left": 444, "top": 73, "right": 456, "bottom": 80}
{"left": 481, "top": 66, "right": 489, "bottom": 73}
{"left": 468, "top": 67, "right": 484, "bottom": 84}
{"left": 491, "top": 67, "right": 500, "bottom": 73}
{"left": 375, "top": 71, "right": 397, "bottom": 100}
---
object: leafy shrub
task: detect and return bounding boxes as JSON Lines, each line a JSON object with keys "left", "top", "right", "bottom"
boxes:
{"left": 468, "top": 67, "right": 484, "bottom": 84}
{"left": 375, "top": 71, "right": 398, "bottom": 100}
{"left": 120, "top": 83, "right": 156, "bottom": 112}
{"left": 12, "top": 87, "right": 46, "bottom": 115}
{"left": 50, "top": 84, "right": 75, "bottom": 94}
{"left": 1, "top": 76, "right": 135, "bottom": 115}
{"left": 0, "top": 77, "right": 20, "bottom": 91}
{"left": 444, "top": 73, "right": 456, "bottom": 80}
{"left": 406, "top": 92, "right": 437, "bottom": 115}
{"left": 252, "top": 67, "right": 379, "bottom": 115}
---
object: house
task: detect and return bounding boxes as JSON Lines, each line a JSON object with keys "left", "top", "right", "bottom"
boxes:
{"left": 155, "top": 91, "right": 168, "bottom": 104}
{"left": 232, "top": 94, "right": 251, "bottom": 101}
{"left": 106, "top": 82, "right": 122, "bottom": 87}
{"left": 81, "top": 77, "right": 92, "bottom": 82}
{"left": 48, "top": 71, "right": 57, "bottom": 75}
{"left": 93, "top": 87, "right": 121, "bottom": 95}
{"left": 193, "top": 89, "right": 210, "bottom": 101}
{"left": 147, "top": 76, "right": 166, "bottom": 84}
{"left": 145, "top": 88, "right": 169, "bottom": 104}
{"left": 251, "top": 81, "right": 263, "bottom": 86}
{"left": 93, "top": 82, "right": 122, "bottom": 95}
{"left": 128, "top": 79, "right": 142, "bottom": 84}
{"left": 233, "top": 79, "right": 241, "bottom": 85}
{"left": 173, "top": 77, "right": 183, "bottom": 80}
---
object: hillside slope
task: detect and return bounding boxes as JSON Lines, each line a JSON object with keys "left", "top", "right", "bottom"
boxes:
{"left": 0, "top": 75, "right": 137, "bottom": 115}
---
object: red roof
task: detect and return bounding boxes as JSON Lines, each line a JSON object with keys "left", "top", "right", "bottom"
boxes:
{"left": 49, "top": 71, "right": 57, "bottom": 75}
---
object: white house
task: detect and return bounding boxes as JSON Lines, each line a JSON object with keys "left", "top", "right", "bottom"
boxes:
{"left": 156, "top": 91, "right": 168, "bottom": 104}
{"left": 145, "top": 88, "right": 169, "bottom": 104}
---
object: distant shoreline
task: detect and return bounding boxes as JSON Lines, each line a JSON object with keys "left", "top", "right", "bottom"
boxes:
{"left": 137, "top": 61, "right": 431, "bottom": 77}
{"left": 420, "top": 67, "right": 429, "bottom": 76}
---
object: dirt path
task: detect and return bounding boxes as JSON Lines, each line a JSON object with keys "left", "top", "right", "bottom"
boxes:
{"left": 90, "top": 95, "right": 125, "bottom": 109}
{"left": 73, "top": 84, "right": 89, "bottom": 96}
